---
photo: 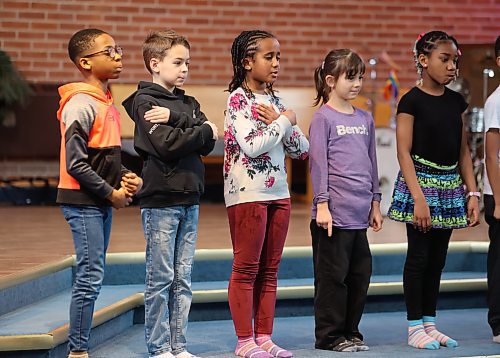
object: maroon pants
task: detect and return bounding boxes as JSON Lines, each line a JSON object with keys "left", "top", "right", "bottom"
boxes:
{"left": 227, "top": 198, "right": 291, "bottom": 337}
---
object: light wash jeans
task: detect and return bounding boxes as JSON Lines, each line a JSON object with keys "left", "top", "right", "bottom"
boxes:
{"left": 142, "top": 205, "right": 199, "bottom": 357}
{"left": 61, "top": 204, "right": 112, "bottom": 353}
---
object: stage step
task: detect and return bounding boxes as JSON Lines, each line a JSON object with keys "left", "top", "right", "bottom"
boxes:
{"left": 0, "top": 242, "right": 490, "bottom": 357}
{"left": 91, "top": 308, "right": 500, "bottom": 357}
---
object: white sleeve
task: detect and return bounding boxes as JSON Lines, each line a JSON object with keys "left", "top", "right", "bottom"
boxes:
{"left": 226, "top": 91, "right": 291, "bottom": 158}
{"left": 484, "top": 90, "right": 500, "bottom": 131}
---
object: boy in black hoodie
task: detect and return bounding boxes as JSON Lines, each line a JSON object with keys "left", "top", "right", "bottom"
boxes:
{"left": 122, "top": 29, "right": 217, "bottom": 358}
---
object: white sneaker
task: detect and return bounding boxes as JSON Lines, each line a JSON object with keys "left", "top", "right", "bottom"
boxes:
{"left": 175, "top": 351, "right": 201, "bottom": 358}
{"left": 152, "top": 352, "right": 175, "bottom": 358}
{"left": 493, "top": 334, "right": 500, "bottom": 344}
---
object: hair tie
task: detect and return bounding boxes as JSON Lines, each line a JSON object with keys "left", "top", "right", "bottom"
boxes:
{"left": 457, "top": 48, "right": 462, "bottom": 56}
{"left": 416, "top": 32, "right": 426, "bottom": 42}
{"left": 321, "top": 61, "right": 325, "bottom": 70}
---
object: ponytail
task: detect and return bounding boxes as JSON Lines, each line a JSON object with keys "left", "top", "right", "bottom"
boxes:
{"left": 313, "top": 49, "right": 365, "bottom": 106}
{"left": 313, "top": 65, "right": 327, "bottom": 106}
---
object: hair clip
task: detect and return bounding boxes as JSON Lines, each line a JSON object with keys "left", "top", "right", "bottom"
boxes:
{"left": 321, "top": 61, "right": 325, "bottom": 70}
{"left": 457, "top": 48, "right": 462, "bottom": 56}
{"left": 417, "top": 32, "right": 426, "bottom": 41}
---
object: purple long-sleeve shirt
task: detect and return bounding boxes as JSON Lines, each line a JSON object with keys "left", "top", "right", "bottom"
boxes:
{"left": 309, "top": 104, "right": 381, "bottom": 229}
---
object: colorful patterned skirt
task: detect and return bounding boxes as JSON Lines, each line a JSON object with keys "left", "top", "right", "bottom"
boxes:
{"left": 387, "top": 155, "right": 468, "bottom": 229}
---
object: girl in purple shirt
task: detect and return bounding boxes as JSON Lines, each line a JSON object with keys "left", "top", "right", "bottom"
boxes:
{"left": 309, "top": 49, "right": 383, "bottom": 352}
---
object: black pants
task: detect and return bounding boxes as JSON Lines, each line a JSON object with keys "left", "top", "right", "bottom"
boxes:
{"left": 403, "top": 224, "right": 452, "bottom": 320}
{"left": 485, "top": 194, "right": 500, "bottom": 336}
{"left": 311, "top": 220, "right": 372, "bottom": 349}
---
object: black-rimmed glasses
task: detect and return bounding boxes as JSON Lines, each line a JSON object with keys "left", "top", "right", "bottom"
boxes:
{"left": 85, "top": 46, "right": 123, "bottom": 58}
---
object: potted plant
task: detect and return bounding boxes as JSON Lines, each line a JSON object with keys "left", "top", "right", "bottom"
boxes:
{"left": 0, "top": 49, "right": 32, "bottom": 128}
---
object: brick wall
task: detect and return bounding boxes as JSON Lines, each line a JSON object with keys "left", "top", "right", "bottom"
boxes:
{"left": 1, "top": 0, "right": 499, "bottom": 90}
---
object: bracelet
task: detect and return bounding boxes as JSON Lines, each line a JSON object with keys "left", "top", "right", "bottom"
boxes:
{"left": 466, "top": 191, "right": 481, "bottom": 199}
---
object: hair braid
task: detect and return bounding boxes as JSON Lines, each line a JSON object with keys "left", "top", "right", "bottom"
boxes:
{"left": 227, "top": 30, "right": 276, "bottom": 98}
{"left": 413, "top": 30, "right": 460, "bottom": 77}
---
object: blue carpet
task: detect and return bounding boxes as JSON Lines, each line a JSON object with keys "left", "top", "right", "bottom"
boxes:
{"left": 0, "top": 284, "right": 143, "bottom": 335}
{"left": 91, "top": 308, "right": 500, "bottom": 357}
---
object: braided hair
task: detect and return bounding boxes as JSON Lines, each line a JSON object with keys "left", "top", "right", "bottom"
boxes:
{"left": 313, "top": 49, "right": 365, "bottom": 106}
{"left": 228, "top": 30, "right": 277, "bottom": 98}
{"left": 413, "top": 30, "right": 460, "bottom": 77}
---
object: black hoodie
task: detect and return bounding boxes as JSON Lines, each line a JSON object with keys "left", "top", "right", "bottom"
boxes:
{"left": 122, "top": 81, "right": 215, "bottom": 208}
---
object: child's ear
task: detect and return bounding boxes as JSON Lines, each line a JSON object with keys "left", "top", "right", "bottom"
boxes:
{"left": 242, "top": 58, "right": 252, "bottom": 71}
{"left": 325, "top": 75, "right": 336, "bottom": 88}
{"left": 78, "top": 57, "right": 92, "bottom": 71}
{"left": 418, "top": 54, "right": 428, "bottom": 69}
{"left": 150, "top": 58, "right": 160, "bottom": 73}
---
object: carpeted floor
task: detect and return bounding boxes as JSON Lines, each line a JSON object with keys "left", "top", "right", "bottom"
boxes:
{"left": 91, "top": 308, "right": 500, "bottom": 357}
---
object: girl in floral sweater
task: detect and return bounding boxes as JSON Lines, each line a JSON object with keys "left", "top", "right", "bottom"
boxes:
{"left": 224, "top": 30, "right": 309, "bottom": 358}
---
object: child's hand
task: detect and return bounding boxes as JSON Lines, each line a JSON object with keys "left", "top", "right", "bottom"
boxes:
{"left": 316, "top": 202, "right": 333, "bottom": 237}
{"left": 495, "top": 203, "right": 500, "bottom": 220}
{"left": 256, "top": 104, "right": 280, "bottom": 125}
{"left": 413, "top": 197, "right": 431, "bottom": 232}
{"left": 467, "top": 196, "right": 480, "bottom": 226}
{"left": 369, "top": 201, "right": 383, "bottom": 232}
{"left": 144, "top": 105, "right": 170, "bottom": 123}
{"left": 121, "top": 172, "right": 143, "bottom": 197}
{"left": 204, "top": 121, "right": 219, "bottom": 140}
{"left": 107, "top": 188, "right": 132, "bottom": 209}
{"left": 282, "top": 109, "right": 297, "bottom": 126}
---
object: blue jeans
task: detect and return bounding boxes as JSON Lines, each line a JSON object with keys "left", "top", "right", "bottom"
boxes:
{"left": 142, "top": 205, "right": 199, "bottom": 357}
{"left": 61, "top": 204, "right": 112, "bottom": 353}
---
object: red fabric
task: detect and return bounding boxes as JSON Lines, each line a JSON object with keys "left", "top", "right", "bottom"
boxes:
{"left": 227, "top": 199, "right": 291, "bottom": 336}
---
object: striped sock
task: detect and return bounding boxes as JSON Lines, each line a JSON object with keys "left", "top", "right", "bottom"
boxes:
{"left": 68, "top": 352, "right": 89, "bottom": 358}
{"left": 255, "top": 335, "right": 293, "bottom": 357}
{"left": 423, "top": 316, "right": 458, "bottom": 348}
{"left": 408, "top": 320, "right": 440, "bottom": 350}
{"left": 235, "top": 336, "right": 272, "bottom": 358}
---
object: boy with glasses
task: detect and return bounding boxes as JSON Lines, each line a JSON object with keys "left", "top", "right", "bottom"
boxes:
{"left": 57, "top": 28, "right": 142, "bottom": 358}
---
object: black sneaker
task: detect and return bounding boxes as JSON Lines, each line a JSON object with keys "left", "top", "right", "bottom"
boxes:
{"left": 331, "top": 339, "right": 358, "bottom": 352}
{"left": 350, "top": 337, "right": 369, "bottom": 351}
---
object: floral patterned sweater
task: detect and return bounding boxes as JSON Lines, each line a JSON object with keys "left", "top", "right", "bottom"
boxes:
{"left": 224, "top": 87, "right": 309, "bottom": 207}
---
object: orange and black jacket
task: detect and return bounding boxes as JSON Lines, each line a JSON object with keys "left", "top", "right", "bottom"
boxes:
{"left": 57, "top": 82, "right": 128, "bottom": 206}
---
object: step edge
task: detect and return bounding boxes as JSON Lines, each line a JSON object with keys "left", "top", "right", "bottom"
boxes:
{"left": 0, "top": 278, "right": 487, "bottom": 350}
{"left": 0, "top": 293, "right": 143, "bottom": 351}
{"left": 191, "top": 278, "right": 488, "bottom": 301}
{"left": 104, "top": 241, "right": 489, "bottom": 264}
{"left": 1, "top": 241, "right": 488, "bottom": 291}
{"left": 0, "top": 333, "right": 53, "bottom": 351}
{"left": 191, "top": 272, "right": 486, "bottom": 286}
{"left": 51, "top": 292, "right": 144, "bottom": 346}
{"left": 0, "top": 256, "right": 74, "bottom": 291}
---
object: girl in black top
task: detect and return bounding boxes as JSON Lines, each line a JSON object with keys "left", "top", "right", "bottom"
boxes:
{"left": 388, "top": 31, "right": 480, "bottom": 350}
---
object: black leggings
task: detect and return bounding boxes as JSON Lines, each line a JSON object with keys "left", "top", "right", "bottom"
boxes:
{"left": 403, "top": 224, "right": 452, "bottom": 321}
